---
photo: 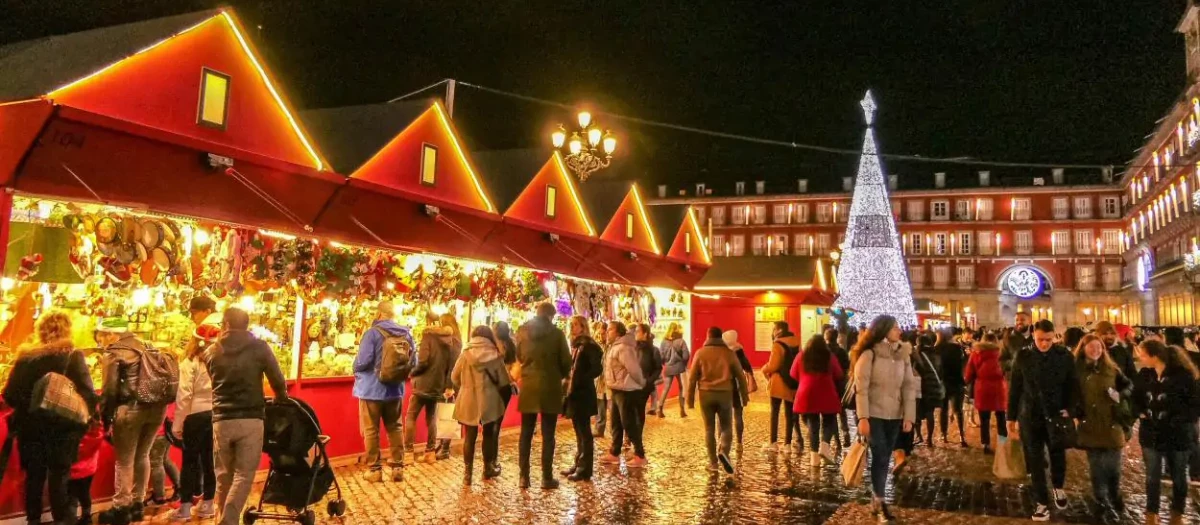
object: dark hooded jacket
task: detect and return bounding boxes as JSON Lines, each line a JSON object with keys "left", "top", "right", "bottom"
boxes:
{"left": 410, "top": 325, "right": 460, "bottom": 398}
{"left": 204, "top": 330, "right": 289, "bottom": 422}
{"left": 515, "top": 315, "right": 572, "bottom": 414}
{"left": 565, "top": 335, "right": 604, "bottom": 417}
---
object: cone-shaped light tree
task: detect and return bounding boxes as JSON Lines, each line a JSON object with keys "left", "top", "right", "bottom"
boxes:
{"left": 832, "top": 91, "right": 918, "bottom": 327}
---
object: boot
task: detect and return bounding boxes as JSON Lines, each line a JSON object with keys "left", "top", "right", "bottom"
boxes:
{"left": 463, "top": 454, "right": 474, "bottom": 486}
{"left": 99, "top": 506, "right": 130, "bottom": 525}
{"left": 129, "top": 503, "right": 144, "bottom": 522}
{"left": 890, "top": 450, "right": 908, "bottom": 475}
{"left": 1146, "top": 513, "right": 1159, "bottom": 525}
{"left": 680, "top": 405, "right": 687, "bottom": 418}
{"left": 519, "top": 475, "right": 531, "bottom": 489}
{"left": 1168, "top": 512, "right": 1183, "bottom": 525}
{"left": 483, "top": 463, "right": 502, "bottom": 480}
{"left": 542, "top": 477, "right": 561, "bottom": 490}
{"left": 657, "top": 409, "right": 665, "bottom": 419}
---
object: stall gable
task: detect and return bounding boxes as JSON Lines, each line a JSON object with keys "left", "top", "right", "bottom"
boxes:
{"left": 0, "top": 100, "right": 54, "bottom": 186}
{"left": 599, "top": 185, "right": 660, "bottom": 255}
{"left": 352, "top": 103, "right": 497, "bottom": 214}
{"left": 503, "top": 153, "right": 596, "bottom": 237}
{"left": 44, "top": 11, "right": 326, "bottom": 172}
{"left": 665, "top": 207, "right": 711, "bottom": 266}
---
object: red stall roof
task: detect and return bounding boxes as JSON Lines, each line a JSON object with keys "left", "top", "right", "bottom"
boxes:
{"left": 648, "top": 204, "right": 711, "bottom": 289}
{"left": 576, "top": 180, "right": 665, "bottom": 286}
{"left": 303, "top": 101, "right": 503, "bottom": 260}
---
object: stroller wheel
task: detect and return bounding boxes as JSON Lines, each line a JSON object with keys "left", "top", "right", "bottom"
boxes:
{"left": 328, "top": 499, "right": 347, "bottom": 517}
{"left": 242, "top": 509, "right": 258, "bottom": 525}
{"left": 298, "top": 509, "right": 316, "bottom": 525}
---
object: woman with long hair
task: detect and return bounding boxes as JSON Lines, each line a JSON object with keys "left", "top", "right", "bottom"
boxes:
{"left": 851, "top": 315, "right": 918, "bottom": 524}
{"left": 964, "top": 332, "right": 1007, "bottom": 454}
{"left": 451, "top": 326, "right": 510, "bottom": 485}
{"left": 561, "top": 316, "right": 604, "bottom": 482}
{"left": 635, "top": 323, "right": 663, "bottom": 420}
{"left": 911, "top": 333, "right": 942, "bottom": 448}
{"left": 169, "top": 318, "right": 220, "bottom": 521}
{"left": 657, "top": 322, "right": 690, "bottom": 418}
{"left": 790, "top": 335, "right": 843, "bottom": 468}
{"left": 1072, "top": 334, "right": 1131, "bottom": 522}
{"left": 2, "top": 312, "right": 97, "bottom": 525}
{"left": 590, "top": 321, "right": 609, "bottom": 438}
{"left": 1134, "top": 340, "right": 1200, "bottom": 525}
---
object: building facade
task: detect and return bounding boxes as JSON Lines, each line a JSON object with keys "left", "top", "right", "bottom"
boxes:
{"left": 651, "top": 169, "right": 1124, "bottom": 329}
{"left": 1119, "top": 1, "right": 1200, "bottom": 327}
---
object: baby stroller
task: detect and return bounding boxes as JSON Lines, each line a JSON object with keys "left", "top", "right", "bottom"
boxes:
{"left": 244, "top": 398, "right": 346, "bottom": 525}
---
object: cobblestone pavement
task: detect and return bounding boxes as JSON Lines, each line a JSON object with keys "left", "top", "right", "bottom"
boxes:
{"left": 137, "top": 391, "right": 1200, "bottom": 524}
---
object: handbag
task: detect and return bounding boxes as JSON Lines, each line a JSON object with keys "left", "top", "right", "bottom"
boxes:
{"left": 1047, "top": 415, "right": 1078, "bottom": 450}
{"left": 435, "top": 402, "right": 459, "bottom": 441}
{"left": 840, "top": 439, "right": 867, "bottom": 486}
{"left": 992, "top": 435, "right": 1026, "bottom": 479}
{"left": 30, "top": 350, "right": 89, "bottom": 430}
{"left": 841, "top": 349, "right": 875, "bottom": 409}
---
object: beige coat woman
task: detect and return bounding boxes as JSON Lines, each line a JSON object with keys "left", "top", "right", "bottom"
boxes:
{"left": 451, "top": 336, "right": 511, "bottom": 427}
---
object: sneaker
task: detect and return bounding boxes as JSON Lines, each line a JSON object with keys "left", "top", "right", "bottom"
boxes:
{"left": 1052, "top": 488, "right": 1068, "bottom": 510}
{"left": 1031, "top": 504, "right": 1050, "bottom": 521}
{"left": 197, "top": 500, "right": 215, "bottom": 518}
{"left": 819, "top": 442, "right": 836, "bottom": 464}
{"left": 422, "top": 451, "right": 437, "bottom": 464}
{"left": 627, "top": 456, "right": 648, "bottom": 469}
{"left": 390, "top": 467, "right": 405, "bottom": 482}
{"left": 706, "top": 462, "right": 719, "bottom": 473}
{"left": 363, "top": 469, "right": 383, "bottom": 482}
{"left": 169, "top": 504, "right": 192, "bottom": 522}
{"left": 600, "top": 453, "right": 622, "bottom": 465}
{"left": 1100, "top": 505, "right": 1120, "bottom": 524}
{"left": 982, "top": 446, "right": 994, "bottom": 455}
{"left": 717, "top": 453, "right": 734, "bottom": 474}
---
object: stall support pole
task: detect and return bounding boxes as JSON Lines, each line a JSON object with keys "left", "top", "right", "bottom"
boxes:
{"left": 0, "top": 190, "right": 13, "bottom": 269}
{"left": 292, "top": 297, "right": 308, "bottom": 392}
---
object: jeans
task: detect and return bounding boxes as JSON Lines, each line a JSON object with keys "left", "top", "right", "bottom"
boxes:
{"left": 609, "top": 390, "right": 645, "bottom": 458}
{"left": 112, "top": 403, "right": 167, "bottom": 507}
{"left": 359, "top": 398, "right": 405, "bottom": 469}
{"left": 19, "top": 440, "right": 73, "bottom": 522}
{"left": 213, "top": 419, "right": 264, "bottom": 525}
{"left": 940, "top": 391, "right": 965, "bottom": 440}
{"left": 404, "top": 394, "right": 439, "bottom": 451}
{"left": 698, "top": 391, "right": 733, "bottom": 465}
{"left": 978, "top": 411, "right": 1007, "bottom": 447}
{"left": 462, "top": 421, "right": 499, "bottom": 473}
{"left": 1143, "top": 447, "right": 1189, "bottom": 514}
{"left": 1020, "top": 418, "right": 1067, "bottom": 506}
{"left": 658, "top": 375, "right": 686, "bottom": 411}
{"left": 593, "top": 395, "right": 607, "bottom": 436}
{"left": 519, "top": 413, "right": 557, "bottom": 480}
{"left": 149, "top": 434, "right": 180, "bottom": 499}
{"left": 570, "top": 412, "right": 595, "bottom": 477}
{"left": 769, "top": 397, "right": 801, "bottom": 445}
{"left": 180, "top": 411, "right": 216, "bottom": 502}
{"left": 732, "top": 396, "right": 745, "bottom": 443}
{"left": 1085, "top": 448, "right": 1122, "bottom": 507}
{"left": 67, "top": 476, "right": 92, "bottom": 519}
{"left": 803, "top": 413, "right": 836, "bottom": 452}
{"left": 867, "top": 418, "right": 902, "bottom": 497}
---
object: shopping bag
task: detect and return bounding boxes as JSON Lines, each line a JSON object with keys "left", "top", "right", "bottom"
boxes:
{"left": 840, "top": 439, "right": 867, "bottom": 486}
{"left": 992, "top": 436, "right": 1026, "bottom": 480}
{"left": 435, "top": 402, "right": 459, "bottom": 441}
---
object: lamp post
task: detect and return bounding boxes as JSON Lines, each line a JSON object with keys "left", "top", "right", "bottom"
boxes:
{"left": 551, "top": 110, "right": 616, "bottom": 182}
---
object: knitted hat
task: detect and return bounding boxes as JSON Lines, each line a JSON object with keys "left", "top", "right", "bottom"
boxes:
{"left": 193, "top": 312, "right": 222, "bottom": 342}
{"left": 96, "top": 317, "right": 128, "bottom": 333}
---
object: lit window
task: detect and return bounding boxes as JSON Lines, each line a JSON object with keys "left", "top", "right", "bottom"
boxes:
{"left": 625, "top": 213, "right": 634, "bottom": 239}
{"left": 198, "top": 68, "right": 231, "bottom": 128}
{"left": 545, "top": 185, "right": 557, "bottom": 218}
{"left": 685, "top": 233, "right": 692, "bottom": 254}
{"left": 420, "top": 144, "right": 438, "bottom": 186}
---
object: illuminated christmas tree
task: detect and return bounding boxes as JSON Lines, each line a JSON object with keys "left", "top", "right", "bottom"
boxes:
{"left": 832, "top": 91, "right": 918, "bottom": 327}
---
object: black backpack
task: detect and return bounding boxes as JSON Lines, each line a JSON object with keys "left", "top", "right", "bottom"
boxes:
{"left": 778, "top": 342, "right": 800, "bottom": 390}
{"left": 639, "top": 343, "right": 663, "bottom": 389}
{"left": 375, "top": 327, "right": 414, "bottom": 386}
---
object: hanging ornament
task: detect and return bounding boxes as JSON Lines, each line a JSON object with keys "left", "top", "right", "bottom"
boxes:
{"left": 17, "top": 253, "right": 43, "bottom": 280}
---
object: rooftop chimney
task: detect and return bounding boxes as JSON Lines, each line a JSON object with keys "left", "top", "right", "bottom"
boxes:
{"left": 934, "top": 172, "right": 946, "bottom": 188}
{"left": 978, "top": 171, "right": 991, "bottom": 187}
{"left": 798, "top": 179, "right": 809, "bottom": 193}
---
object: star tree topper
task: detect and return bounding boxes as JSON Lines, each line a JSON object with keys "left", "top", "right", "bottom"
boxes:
{"left": 860, "top": 90, "right": 876, "bottom": 126}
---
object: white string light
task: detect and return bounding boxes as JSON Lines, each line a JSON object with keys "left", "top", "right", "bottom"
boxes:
{"left": 833, "top": 91, "right": 918, "bottom": 327}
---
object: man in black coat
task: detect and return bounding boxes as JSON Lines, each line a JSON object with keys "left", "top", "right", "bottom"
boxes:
{"left": 936, "top": 330, "right": 968, "bottom": 445}
{"left": 1007, "top": 319, "right": 1078, "bottom": 521}
{"left": 561, "top": 315, "right": 604, "bottom": 482}
{"left": 1000, "top": 311, "right": 1032, "bottom": 380}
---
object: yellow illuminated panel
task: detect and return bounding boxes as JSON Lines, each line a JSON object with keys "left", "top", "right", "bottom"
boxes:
{"left": 551, "top": 152, "right": 596, "bottom": 236}
{"left": 545, "top": 185, "right": 557, "bottom": 218}
{"left": 421, "top": 144, "right": 437, "bottom": 186}
{"left": 685, "top": 232, "right": 691, "bottom": 254}
{"left": 198, "top": 68, "right": 230, "bottom": 128}
{"left": 625, "top": 213, "right": 634, "bottom": 239}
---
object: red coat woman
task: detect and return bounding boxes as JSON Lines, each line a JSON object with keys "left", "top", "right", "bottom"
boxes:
{"left": 790, "top": 348, "right": 845, "bottom": 415}
{"left": 964, "top": 341, "right": 1006, "bottom": 412}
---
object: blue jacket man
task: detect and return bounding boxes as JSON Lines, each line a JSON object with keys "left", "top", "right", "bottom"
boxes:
{"left": 352, "top": 301, "right": 416, "bottom": 482}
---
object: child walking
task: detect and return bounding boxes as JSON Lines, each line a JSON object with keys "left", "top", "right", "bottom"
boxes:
{"left": 68, "top": 420, "right": 104, "bottom": 524}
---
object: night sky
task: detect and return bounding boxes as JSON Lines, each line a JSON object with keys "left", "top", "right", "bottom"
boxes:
{"left": 1, "top": 1, "right": 1188, "bottom": 185}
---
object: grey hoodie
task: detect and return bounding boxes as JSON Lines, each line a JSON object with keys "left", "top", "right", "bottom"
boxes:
{"left": 204, "top": 330, "right": 289, "bottom": 422}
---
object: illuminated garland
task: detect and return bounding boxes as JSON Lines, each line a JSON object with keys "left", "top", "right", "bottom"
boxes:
{"left": 832, "top": 91, "right": 918, "bottom": 327}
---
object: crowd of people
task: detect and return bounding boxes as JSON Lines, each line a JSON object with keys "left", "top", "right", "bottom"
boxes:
{"left": 6, "top": 298, "right": 1200, "bottom": 525}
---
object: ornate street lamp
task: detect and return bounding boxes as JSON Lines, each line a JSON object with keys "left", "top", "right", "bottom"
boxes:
{"left": 551, "top": 110, "right": 616, "bottom": 182}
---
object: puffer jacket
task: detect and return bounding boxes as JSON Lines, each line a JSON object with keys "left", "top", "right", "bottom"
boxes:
{"left": 965, "top": 343, "right": 1006, "bottom": 412}
{"left": 604, "top": 332, "right": 644, "bottom": 392}
{"left": 1074, "top": 358, "right": 1129, "bottom": 450}
{"left": 660, "top": 337, "right": 690, "bottom": 377}
{"left": 411, "top": 326, "right": 461, "bottom": 399}
{"left": 451, "top": 336, "right": 510, "bottom": 426}
{"left": 763, "top": 333, "right": 802, "bottom": 400}
{"left": 912, "top": 350, "right": 944, "bottom": 403}
{"left": 172, "top": 354, "right": 213, "bottom": 436}
{"left": 853, "top": 340, "right": 918, "bottom": 422}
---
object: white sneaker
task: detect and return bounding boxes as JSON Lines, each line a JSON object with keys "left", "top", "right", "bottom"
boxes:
{"left": 1031, "top": 504, "right": 1050, "bottom": 521}
{"left": 762, "top": 442, "right": 780, "bottom": 451}
{"left": 1052, "top": 488, "right": 1067, "bottom": 510}
{"left": 197, "top": 500, "right": 215, "bottom": 518}
{"left": 169, "top": 505, "right": 192, "bottom": 522}
{"left": 819, "top": 442, "right": 836, "bottom": 464}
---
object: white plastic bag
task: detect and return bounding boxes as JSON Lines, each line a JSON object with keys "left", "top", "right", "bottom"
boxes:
{"left": 436, "top": 402, "right": 459, "bottom": 441}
